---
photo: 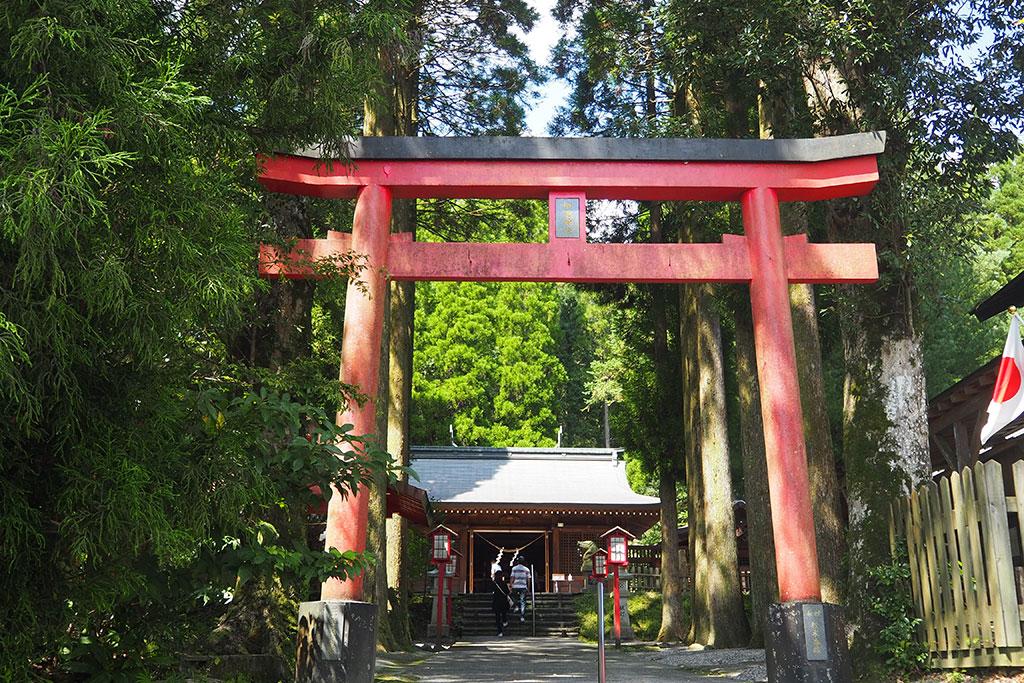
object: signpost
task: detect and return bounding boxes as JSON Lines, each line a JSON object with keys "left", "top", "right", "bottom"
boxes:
{"left": 591, "top": 550, "right": 609, "bottom": 683}
{"left": 446, "top": 549, "right": 461, "bottom": 630}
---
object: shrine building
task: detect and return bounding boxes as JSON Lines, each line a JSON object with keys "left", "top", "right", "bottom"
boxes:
{"left": 411, "top": 445, "right": 660, "bottom": 594}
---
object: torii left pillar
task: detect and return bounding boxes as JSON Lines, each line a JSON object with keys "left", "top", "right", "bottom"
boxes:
{"left": 295, "top": 185, "right": 390, "bottom": 683}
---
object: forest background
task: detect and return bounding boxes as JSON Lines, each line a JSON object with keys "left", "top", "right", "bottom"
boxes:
{"left": 1, "top": 0, "right": 1022, "bottom": 680}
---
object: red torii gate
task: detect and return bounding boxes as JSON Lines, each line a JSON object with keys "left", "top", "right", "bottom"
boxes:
{"left": 264, "top": 133, "right": 884, "bottom": 681}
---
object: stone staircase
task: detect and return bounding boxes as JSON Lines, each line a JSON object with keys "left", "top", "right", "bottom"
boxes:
{"left": 454, "top": 592, "right": 581, "bottom": 638}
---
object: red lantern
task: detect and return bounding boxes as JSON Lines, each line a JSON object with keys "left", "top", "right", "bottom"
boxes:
{"left": 591, "top": 549, "right": 608, "bottom": 579}
{"left": 428, "top": 525, "right": 455, "bottom": 565}
{"left": 601, "top": 526, "right": 635, "bottom": 567}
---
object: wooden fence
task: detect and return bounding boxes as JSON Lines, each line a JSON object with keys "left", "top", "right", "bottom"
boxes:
{"left": 624, "top": 546, "right": 751, "bottom": 594}
{"left": 890, "top": 459, "right": 1024, "bottom": 668}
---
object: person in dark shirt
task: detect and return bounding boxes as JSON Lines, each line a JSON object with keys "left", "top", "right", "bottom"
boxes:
{"left": 491, "top": 570, "right": 512, "bottom": 636}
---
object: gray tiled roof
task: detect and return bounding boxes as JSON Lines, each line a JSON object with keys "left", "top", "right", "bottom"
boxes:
{"left": 409, "top": 446, "right": 660, "bottom": 507}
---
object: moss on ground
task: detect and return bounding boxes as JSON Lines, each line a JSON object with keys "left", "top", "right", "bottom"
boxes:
{"left": 575, "top": 590, "right": 664, "bottom": 642}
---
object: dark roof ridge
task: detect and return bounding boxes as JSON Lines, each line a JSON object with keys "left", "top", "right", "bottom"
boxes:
{"left": 288, "top": 131, "right": 886, "bottom": 164}
{"left": 410, "top": 445, "right": 623, "bottom": 461}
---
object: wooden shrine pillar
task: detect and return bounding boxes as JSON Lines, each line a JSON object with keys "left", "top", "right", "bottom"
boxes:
{"left": 742, "top": 186, "right": 821, "bottom": 602}
{"left": 743, "top": 187, "right": 851, "bottom": 682}
{"left": 321, "top": 185, "right": 392, "bottom": 602}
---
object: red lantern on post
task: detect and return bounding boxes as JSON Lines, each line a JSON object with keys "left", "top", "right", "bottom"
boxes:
{"left": 603, "top": 526, "right": 632, "bottom": 567}
{"left": 601, "top": 527, "right": 635, "bottom": 647}
{"left": 428, "top": 525, "right": 454, "bottom": 565}
{"left": 428, "top": 525, "right": 456, "bottom": 642}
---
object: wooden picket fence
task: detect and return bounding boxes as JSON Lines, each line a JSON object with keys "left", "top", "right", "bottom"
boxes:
{"left": 890, "top": 459, "right": 1024, "bottom": 668}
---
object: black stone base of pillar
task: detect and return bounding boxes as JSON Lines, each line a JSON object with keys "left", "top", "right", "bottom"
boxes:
{"left": 295, "top": 600, "right": 377, "bottom": 683}
{"left": 766, "top": 602, "right": 851, "bottom": 683}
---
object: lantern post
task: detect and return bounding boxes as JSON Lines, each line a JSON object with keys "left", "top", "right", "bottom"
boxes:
{"left": 428, "top": 526, "right": 454, "bottom": 647}
{"left": 602, "top": 526, "right": 634, "bottom": 647}
{"left": 591, "top": 549, "right": 608, "bottom": 683}
{"left": 445, "top": 549, "right": 461, "bottom": 627}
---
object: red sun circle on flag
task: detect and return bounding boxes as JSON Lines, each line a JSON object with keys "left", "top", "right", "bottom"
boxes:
{"left": 993, "top": 357, "right": 1022, "bottom": 403}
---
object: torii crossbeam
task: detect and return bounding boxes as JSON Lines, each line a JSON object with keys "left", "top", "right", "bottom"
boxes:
{"left": 264, "top": 133, "right": 884, "bottom": 681}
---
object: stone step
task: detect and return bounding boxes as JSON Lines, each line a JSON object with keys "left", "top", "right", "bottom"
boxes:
{"left": 453, "top": 591, "right": 582, "bottom": 639}
{"left": 460, "top": 611, "right": 576, "bottom": 619}
{"left": 460, "top": 622, "right": 579, "bottom": 634}
{"left": 460, "top": 629, "right": 580, "bottom": 637}
{"left": 460, "top": 613, "right": 577, "bottom": 623}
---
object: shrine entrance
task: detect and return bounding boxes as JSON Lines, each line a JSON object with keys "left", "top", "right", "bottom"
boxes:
{"left": 262, "top": 132, "right": 886, "bottom": 683}
{"left": 470, "top": 530, "right": 547, "bottom": 594}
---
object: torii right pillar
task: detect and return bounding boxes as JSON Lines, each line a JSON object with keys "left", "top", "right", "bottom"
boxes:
{"left": 744, "top": 186, "right": 852, "bottom": 682}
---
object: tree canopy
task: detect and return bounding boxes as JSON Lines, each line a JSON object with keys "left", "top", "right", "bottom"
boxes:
{"left": 1, "top": 0, "right": 1023, "bottom": 676}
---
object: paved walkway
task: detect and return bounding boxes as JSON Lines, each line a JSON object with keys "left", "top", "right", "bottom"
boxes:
{"left": 375, "top": 637, "right": 767, "bottom": 682}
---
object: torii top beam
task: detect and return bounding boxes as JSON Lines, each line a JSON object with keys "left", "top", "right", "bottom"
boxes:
{"left": 259, "top": 132, "right": 886, "bottom": 203}
{"left": 258, "top": 132, "right": 885, "bottom": 285}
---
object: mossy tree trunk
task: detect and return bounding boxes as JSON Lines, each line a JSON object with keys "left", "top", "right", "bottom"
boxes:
{"left": 695, "top": 284, "right": 749, "bottom": 647}
{"left": 383, "top": 29, "right": 419, "bottom": 651}
{"left": 648, "top": 202, "right": 688, "bottom": 643}
{"left": 830, "top": 187, "right": 930, "bottom": 656}
{"left": 363, "top": 59, "right": 398, "bottom": 651}
{"left": 733, "top": 298, "right": 776, "bottom": 647}
{"left": 217, "top": 195, "right": 315, "bottom": 671}
{"left": 369, "top": 283, "right": 395, "bottom": 650}
{"left": 803, "top": 59, "right": 931, "bottom": 668}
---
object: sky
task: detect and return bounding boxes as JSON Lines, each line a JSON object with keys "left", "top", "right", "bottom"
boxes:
{"left": 521, "top": 0, "right": 568, "bottom": 136}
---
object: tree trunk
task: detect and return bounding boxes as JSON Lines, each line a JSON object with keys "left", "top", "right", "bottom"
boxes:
{"left": 803, "top": 58, "right": 932, "bottom": 665}
{"left": 383, "top": 37, "right": 419, "bottom": 650}
{"left": 646, "top": 199, "right": 689, "bottom": 643}
{"left": 385, "top": 210, "right": 415, "bottom": 650}
{"left": 787, "top": 222, "right": 846, "bottom": 606}
{"left": 656, "top": 464, "right": 687, "bottom": 641}
{"left": 733, "top": 298, "right": 776, "bottom": 647}
{"left": 216, "top": 195, "right": 315, "bottom": 669}
{"left": 368, "top": 275, "right": 395, "bottom": 650}
{"left": 681, "top": 279, "right": 707, "bottom": 644}
{"left": 696, "top": 284, "right": 749, "bottom": 648}
{"left": 831, "top": 194, "right": 930, "bottom": 656}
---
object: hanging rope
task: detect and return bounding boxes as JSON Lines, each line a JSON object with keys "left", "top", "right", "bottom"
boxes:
{"left": 478, "top": 533, "right": 545, "bottom": 558}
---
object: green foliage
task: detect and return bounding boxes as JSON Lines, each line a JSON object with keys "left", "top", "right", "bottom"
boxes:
{"left": 418, "top": 0, "right": 541, "bottom": 136}
{"left": 0, "top": 0, "right": 403, "bottom": 677}
{"left": 575, "top": 589, "right": 675, "bottom": 642}
{"left": 412, "top": 280, "right": 569, "bottom": 446}
{"left": 865, "top": 543, "right": 929, "bottom": 676}
{"left": 919, "top": 153, "right": 1024, "bottom": 396}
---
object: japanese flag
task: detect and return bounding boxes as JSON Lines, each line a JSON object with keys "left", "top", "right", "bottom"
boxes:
{"left": 980, "top": 315, "right": 1024, "bottom": 445}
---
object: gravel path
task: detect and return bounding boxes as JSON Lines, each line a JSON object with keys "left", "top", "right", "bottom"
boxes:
{"left": 375, "top": 637, "right": 767, "bottom": 682}
{"left": 636, "top": 644, "right": 767, "bottom": 682}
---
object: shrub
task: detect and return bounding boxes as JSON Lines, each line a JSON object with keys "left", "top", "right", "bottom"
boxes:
{"left": 865, "top": 542, "right": 929, "bottom": 675}
{"left": 575, "top": 588, "right": 666, "bottom": 642}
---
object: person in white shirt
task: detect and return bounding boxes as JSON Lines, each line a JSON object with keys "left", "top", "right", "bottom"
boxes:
{"left": 490, "top": 557, "right": 502, "bottom": 580}
{"left": 510, "top": 558, "right": 532, "bottom": 621}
